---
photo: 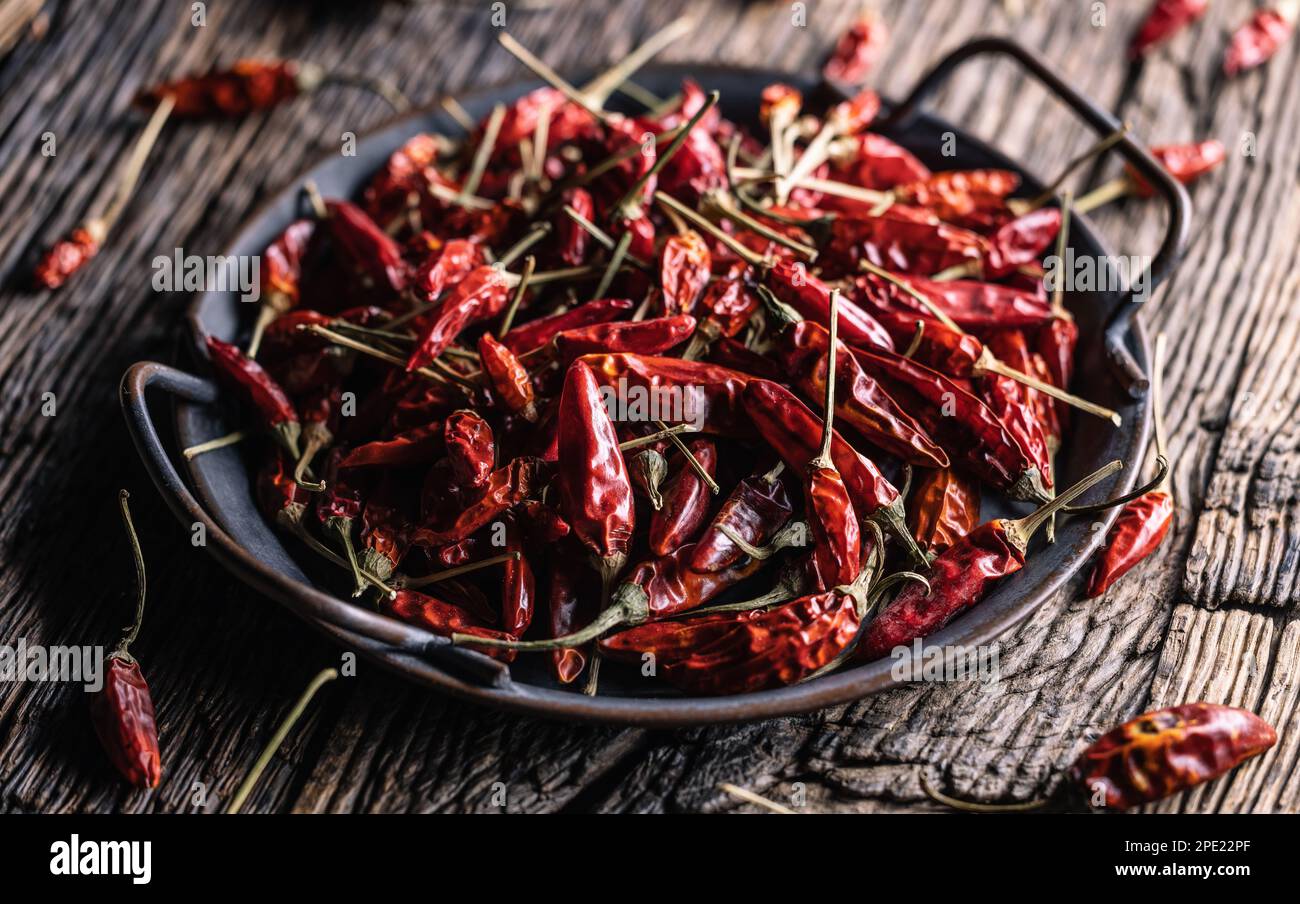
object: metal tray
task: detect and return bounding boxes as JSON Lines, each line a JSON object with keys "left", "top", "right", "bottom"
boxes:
{"left": 121, "top": 38, "right": 1190, "bottom": 725}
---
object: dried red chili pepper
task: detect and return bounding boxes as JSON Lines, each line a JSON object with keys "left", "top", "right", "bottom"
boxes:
{"left": 206, "top": 335, "right": 301, "bottom": 458}
{"left": 821, "top": 211, "right": 985, "bottom": 280}
{"left": 660, "top": 230, "right": 712, "bottom": 315}
{"left": 907, "top": 467, "right": 981, "bottom": 555}
{"left": 363, "top": 133, "right": 444, "bottom": 226}
{"left": 580, "top": 353, "right": 753, "bottom": 435}
{"left": 1070, "top": 704, "right": 1275, "bottom": 809}
{"left": 1087, "top": 334, "right": 1174, "bottom": 597}
{"left": 412, "top": 457, "right": 546, "bottom": 546}
{"left": 444, "top": 409, "right": 495, "bottom": 490}
{"left": 766, "top": 260, "right": 894, "bottom": 352}
{"left": 409, "top": 238, "right": 482, "bottom": 303}
{"left": 823, "top": 12, "right": 889, "bottom": 83}
{"left": 406, "top": 265, "right": 512, "bottom": 371}
{"left": 554, "top": 314, "right": 696, "bottom": 361}
{"left": 850, "top": 345, "right": 1049, "bottom": 501}
{"left": 556, "top": 187, "right": 596, "bottom": 266}
{"left": 1130, "top": 141, "right": 1227, "bottom": 197}
{"left": 857, "top": 460, "right": 1122, "bottom": 661}
{"left": 742, "top": 378, "right": 927, "bottom": 566}
{"left": 360, "top": 477, "right": 411, "bottom": 583}
{"left": 136, "top": 59, "right": 407, "bottom": 117}
{"left": 855, "top": 270, "right": 1054, "bottom": 331}
{"left": 322, "top": 198, "right": 408, "bottom": 296}
{"left": 316, "top": 448, "right": 367, "bottom": 594}
{"left": 90, "top": 490, "right": 162, "bottom": 789}
{"left": 340, "top": 421, "right": 444, "bottom": 469}
{"left": 830, "top": 133, "right": 931, "bottom": 191}
{"left": 249, "top": 219, "right": 316, "bottom": 356}
{"left": 1130, "top": 0, "right": 1208, "bottom": 58}
{"left": 926, "top": 703, "right": 1276, "bottom": 812}
{"left": 981, "top": 329, "right": 1054, "bottom": 489}
{"left": 547, "top": 560, "right": 593, "bottom": 683}
{"left": 691, "top": 462, "right": 792, "bottom": 573}
{"left": 1224, "top": 5, "right": 1297, "bottom": 75}
{"left": 893, "top": 169, "right": 1020, "bottom": 231}
{"left": 501, "top": 513, "right": 535, "bottom": 636}
{"left": 500, "top": 298, "right": 635, "bottom": 356}
{"left": 383, "top": 590, "right": 517, "bottom": 662}
{"left": 778, "top": 315, "right": 948, "bottom": 468}
{"left": 257, "top": 452, "right": 312, "bottom": 530}
{"left": 555, "top": 361, "right": 635, "bottom": 593}
{"left": 649, "top": 439, "right": 717, "bottom": 555}
{"left": 478, "top": 331, "right": 538, "bottom": 421}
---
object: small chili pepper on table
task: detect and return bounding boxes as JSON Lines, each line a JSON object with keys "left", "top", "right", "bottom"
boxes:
{"left": 1130, "top": 0, "right": 1209, "bottom": 59}
{"left": 925, "top": 703, "right": 1276, "bottom": 812}
{"left": 1224, "top": 3, "right": 1297, "bottom": 76}
{"left": 90, "top": 491, "right": 163, "bottom": 789}
{"left": 1074, "top": 140, "right": 1226, "bottom": 213}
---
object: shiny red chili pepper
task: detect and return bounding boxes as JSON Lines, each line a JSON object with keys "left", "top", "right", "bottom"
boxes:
{"left": 981, "top": 330, "right": 1054, "bottom": 488}
{"left": 1085, "top": 490, "right": 1174, "bottom": 597}
{"left": 1224, "top": 6, "right": 1296, "bottom": 76}
{"left": 206, "top": 335, "right": 301, "bottom": 457}
{"left": 33, "top": 223, "right": 104, "bottom": 290}
{"left": 707, "top": 335, "right": 784, "bottom": 380}
{"left": 501, "top": 513, "right": 535, "bottom": 636}
{"left": 516, "top": 500, "right": 571, "bottom": 544}
{"left": 894, "top": 169, "right": 1020, "bottom": 231}
{"left": 547, "top": 560, "right": 592, "bottom": 683}
{"left": 1071, "top": 704, "right": 1275, "bottom": 809}
{"left": 384, "top": 590, "right": 517, "bottom": 662}
{"left": 554, "top": 314, "right": 696, "bottom": 361}
{"left": 831, "top": 133, "right": 931, "bottom": 191}
{"left": 855, "top": 271, "right": 1054, "bottom": 331}
{"left": 91, "top": 491, "right": 162, "bottom": 789}
{"left": 823, "top": 12, "right": 889, "bottom": 83}
{"left": 821, "top": 212, "right": 985, "bottom": 280}
{"left": 500, "top": 298, "right": 635, "bottom": 356}
{"left": 556, "top": 361, "right": 635, "bottom": 583}
{"left": 1130, "top": 0, "right": 1208, "bottom": 58}
{"left": 860, "top": 306, "right": 984, "bottom": 376}
{"left": 363, "top": 133, "right": 443, "bottom": 225}
{"left": 252, "top": 219, "right": 316, "bottom": 347}
{"left": 691, "top": 463, "right": 793, "bottom": 572}
{"left": 478, "top": 331, "right": 538, "bottom": 421}
{"left": 409, "top": 238, "right": 481, "bottom": 303}
{"left": 340, "top": 421, "right": 444, "bottom": 469}
{"left": 851, "top": 345, "right": 1047, "bottom": 501}
{"left": 779, "top": 320, "right": 949, "bottom": 468}
{"left": 407, "top": 265, "right": 513, "bottom": 371}
{"left": 600, "top": 584, "right": 863, "bottom": 695}
{"left": 649, "top": 439, "right": 717, "bottom": 556}
{"left": 137, "top": 59, "right": 323, "bottom": 117}
{"left": 766, "top": 260, "right": 894, "bottom": 351}
{"left": 412, "top": 456, "right": 545, "bottom": 546}
{"left": 660, "top": 230, "right": 712, "bottom": 315}
{"left": 444, "top": 409, "right": 495, "bottom": 490}
{"left": 858, "top": 461, "right": 1119, "bottom": 660}
{"left": 693, "top": 278, "right": 759, "bottom": 345}
{"left": 907, "top": 467, "right": 980, "bottom": 555}
{"left": 323, "top": 199, "right": 407, "bottom": 296}
{"left": 1127, "top": 141, "right": 1227, "bottom": 197}
{"left": 983, "top": 208, "right": 1061, "bottom": 277}
{"left": 580, "top": 353, "right": 753, "bottom": 435}
{"left": 556, "top": 187, "right": 596, "bottom": 266}
{"left": 1036, "top": 314, "right": 1079, "bottom": 425}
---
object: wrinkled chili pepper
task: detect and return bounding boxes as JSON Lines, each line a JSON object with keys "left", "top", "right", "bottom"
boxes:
{"left": 250, "top": 219, "right": 316, "bottom": 356}
{"left": 33, "top": 224, "right": 104, "bottom": 290}
{"left": 406, "top": 265, "right": 512, "bottom": 371}
{"left": 500, "top": 298, "right": 635, "bottom": 356}
{"left": 580, "top": 352, "right": 753, "bottom": 435}
{"left": 893, "top": 169, "right": 1020, "bottom": 232}
{"left": 779, "top": 318, "right": 948, "bottom": 468}
{"left": 444, "top": 409, "right": 495, "bottom": 490}
{"left": 384, "top": 590, "right": 517, "bottom": 662}
{"left": 660, "top": 230, "right": 712, "bottom": 315}
{"left": 555, "top": 361, "right": 635, "bottom": 591}
{"left": 857, "top": 460, "right": 1122, "bottom": 661}
{"left": 821, "top": 212, "right": 985, "bottom": 280}
{"left": 478, "top": 331, "right": 538, "bottom": 421}
{"left": 359, "top": 477, "right": 411, "bottom": 582}
{"left": 363, "top": 133, "right": 443, "bottom": 226}
{"left": 851, "top": 345, "right": 1049, "bottom": 501}
{"left": 981, "top": 330, "right": 1054, "bottom": 489}
{"left": 412, "top": 456, "right": 545, "bottom": 546}
{"left": 1070, "top": 704, "right": 1275, "bottom": 809}
{"left": 691, "top": 462, "right": 793, "bottom": 573}
{"left": 90, "top": 491, "right": 162, "bottom": 789}
{"left": 316, "top": 448, "right": 367, "bottom": 593}
{"left": 907, "top": 467, "right": 981, "bottom": 555}
{"left": 501, "top": 513, "right": 535, "bottom": 636}
{"left": 1129, "top": 141, "right": 1227, "bottom": 197}
{"left": 257, "top": 452, "right": 312, "bottom": 530}
{"left": 1130, "top": 0, "right": 1208, "bottom": 58}
{"left": 831, "top": 133, "right": 931, "bottom": 191}
{"left": 1224, "top": 5, "right": 1296, "bottom": 75}
{"left": 767, "top": 260, "right": 894, "bottom": 352}
{"left": 823, "top": 12, "right": 889, "bottom": 83}
{"left": 409, "top": 238, "right": 481, "bottom": 303}
{"left": 323, "top": 198, "right": 408, "bottom": 296}
{"left": 547, "top": 560, "right": 592, "bottom": 683}
{"left": 554, "top": 314, "right": 696, "bottom": 361}
{"left": 206, "top": 335, "right": 301, "bottom": 457}
{"left": 650, "top": 439, "right": 717, "bottom": 555}
{"left": 341, "top": 421, "right": 444, "bottom": 469}
{"left": 855, "top": 270, "right": 1053, "bottom": 331}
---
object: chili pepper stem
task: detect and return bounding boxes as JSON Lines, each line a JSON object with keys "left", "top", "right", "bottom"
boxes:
{"left": 398, "top": 552, "right": 518, "bottom": 590}
{"left": 114, "top": 490, "right": 147, "bottom": 660}
{"left": 977, "top": 349, "right": 1122, "bottom": 426}
{"left": 1073, "top": 176, "right": 1135, "bottom": 215}
{"left": 312, "top": 69, "right": 411, "bottom": 113}
{"left": 1061, "top": 456, "right": 1168, "bottom": 515}
{"left": 901, "top": 319, "right": 926, "bottom": 358}
{"left": 655, "top": 191, "right": 765, "bottom": 268}
{"left": 858, "top": 260, "right": 962, "bottom": 332}
{"left": 1010, "top": 126, "right": 1129, "bottom": 215}
{"left": 497, "top": 223, "right": 551, "bottom": 269}
{"left": 562, "top": 205, "right": 651, "bottom": 269}
{"left": 292, "top": 523, "right": 395, "bottom": 598}
{"left": 578, "top": 16, "right": 694, "bottom": 108}
{"left": 301, "top": 323, "right": 454, "bottom": 386}
{"left": 811, "top": 288, "right": 843, "bottom": 467}
{"left": 100, "top": 94, "right": 176, "bottom": 235}
{"left": 458, "top": 102, "right": 505, "bottom": 204}
{"left": 920, "top": 771, "right": 1048, "bottom": 813}
{"left": 292, "top": 430, "right": 328, "bottom": 492}
{"left": 226, "top": 667, "right": 339, "bottom": 814}
{"left": 497, "top": 33, "right": 609, "bottom": 125}
{"left": 1003, "top": 459, "right": 1123, "bottom": 552}
{"left": 331, "top": 519, "right": 367, "bottom": 597}
{"left": 654, "top": 420, "right": 720, "bottom": 494}
{"left": 182, "top": 429, "right": 247, "bottom": 460}
{"left": 246, "top": 305, "right": 278, "bottom": 359}
{"left": 498, "top": 255, "right": 535, "bottom": 337}
{"left": 1050, "top": 191, "right": 1073, "bottom": 315}
{"left": 454, "top": 584, "right": 646, "bottom": 651}
{"left": 718, "top": 520, "right": 807, "bottom": 560}
{"left": 593, "top": 229, "right": 632, "bottom": 300}
{"left": 705, "top": 192, "right": 818, "bottom": 260}
{"left": 617, "top": 423, "right": 695, "bottom": 452}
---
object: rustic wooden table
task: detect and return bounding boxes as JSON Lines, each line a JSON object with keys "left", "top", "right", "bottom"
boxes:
{"left": 1, "top": 0, "right": 1296, "bottom": 814}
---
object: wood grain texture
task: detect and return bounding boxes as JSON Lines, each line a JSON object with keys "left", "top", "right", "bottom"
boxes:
{"left": 0, "top": 0, "right": 1295, "bottom": 814}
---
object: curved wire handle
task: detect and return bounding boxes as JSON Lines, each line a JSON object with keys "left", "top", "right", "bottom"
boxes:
{"left": 880, "top": 36, "right": 1192, "bottom": 397}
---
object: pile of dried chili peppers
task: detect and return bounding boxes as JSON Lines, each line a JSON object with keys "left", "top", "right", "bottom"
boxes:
{"left": 165, "top": 22, "right": 1197, "bottom": 702}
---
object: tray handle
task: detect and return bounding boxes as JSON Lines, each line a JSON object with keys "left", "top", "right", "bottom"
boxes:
{"left": 881, "top": 36, "right": 1192, "bottom": 395}
{"left": 120, "top": 361, "right": 511, "bottom": 689}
